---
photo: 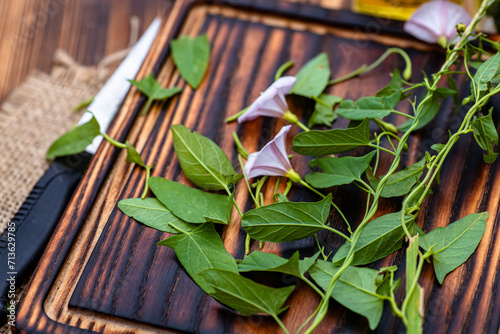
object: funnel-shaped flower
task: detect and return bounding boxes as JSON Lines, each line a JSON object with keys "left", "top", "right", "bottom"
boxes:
{"left": 238, "top": 76, "right": 296, "bottom": 123}
{"left": 244, "top": 125, "right": 295, "bottom": 179}
{"left": 404, "top": 0, "right": 471, "bottom": 47}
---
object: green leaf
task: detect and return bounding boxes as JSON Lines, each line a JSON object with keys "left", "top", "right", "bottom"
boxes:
{"left": 125, "top": 141, "right": 147, "bottom": 168}
{"left": 308, "top": 94, "right": 342, "bottom": 128}
{"left": 292, "top": 118, "right": 371, "bottom": 156}
{"left": 118, "top": 198, "right": 198, "bottom": 234}
{"left": 129, "top": 74, "right": 182, "bottom": 100}
{"left": 375, "top": 266, "right": 400, "bottom": 297}
{"left": 336, "top": 89, "right": 401, "bottom": 120}
{"left": 305, "top": 151, "right": 375, "bottom": 188}
{"left": 148, "top": 177, "right": 233, "bottom": 224}
{"left": 172, "top": 124, "right": 242, "bottom": 190}
{"left": 406, "top": 235, "right": 423, "bottom": 334}
{"left": 241, "top": 194, "right": 332, "bottom": 242}
{"left": 199, "top": 269, "right": 295, "bottom": 317}
{"left": 473, "top": 52, "right": 500, "bottom": 94}
{"left": 431, "top": 143, "right": 445, "bottom": 154}
{"left": 171, "top": 34, "right": 211, "bottom": 89}
{"left": 380, "top": 159, "right": 426, "bottom": 198}
{"left": 46, "top": 115, "right": 101, "bottom": 159}
{"left": 158, "top": 223, "right": 238, "bottom": 292}
{"left": 375, "top": 69, "right": 405, "bottom": 99}
{"left": 237, "top": 250, "right": 319, "bottom": 277}
{"left": 309, "top": 261, "right": 384, "bottom": 330}
{"left": 420, "top": 212, "right": 488, "bottom": 284}
{"left": 472, "top": 109, "right": 498, "bottom": 163}
{"left": 274, "top": 193, "right": 290, "bottom": 203}
{"left": 332, "top": 212, "right": 413, "bottom": 266}
{"left": 291, "top": 53, "right": 331, "bottom": 98}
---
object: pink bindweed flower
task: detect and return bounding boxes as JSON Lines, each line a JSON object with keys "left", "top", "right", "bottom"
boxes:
{"left": 404, "top": 0, "right": 471, "bottom": 48}
{"left": 238, "top": 76, "right": 296, "bottom": 123}
{"left": 244, "top": 125, "right": 300, "bottom": 182}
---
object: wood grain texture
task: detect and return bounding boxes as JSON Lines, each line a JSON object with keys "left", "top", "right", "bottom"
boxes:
{"left": 0, "top": 0, "right": 171, "bottom": 104}
{"left": 15, "top": 1, "right": 500, "bottom": 333}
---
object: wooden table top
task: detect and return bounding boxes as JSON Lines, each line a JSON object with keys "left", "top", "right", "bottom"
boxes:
{"left": 4, "top": 0, "right": 500, "bottom": 333}
{"left": 0, "top": 0, "right": 173, "bottom": 104}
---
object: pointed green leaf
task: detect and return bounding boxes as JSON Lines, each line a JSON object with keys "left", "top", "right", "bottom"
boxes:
{"left": 237, "top": 250, "right": 319, "bottom": 277}
{"left": 158, "top": 223, "right": 238, "bottom": 292}
{"left": 332, "top": 212, "right": 413, "bottom": 266}
{"left": 420, "top": 212, "right": 488, "bottom": 284}
{"left": 406, "top": 235, "right": 423, "bottom": 334}
{"left": 473, "top": 52, "right": 500, "bottom": 94}
{"left": 380, "top": 159, "right": 426, "bottom": 198}
{"left": 472, "top": 109, "right": 498, "bottom": 163}
{"left": 241, "top": 195, "right": 332, "bottom": 242}
{"left": 375, "top": 69, "right": 405, "bottom": 99}
{"left": 46, "top": 115, "right": 101, "bottom": 159}
{"left": 336, "top": 89, "right": 401, "bottom": 120}
{"left": 118, "top": 197, "right": 197, "bottom": 234}
{"left": 305, "top": 151, "right": 375, "bottom": 188}
{"left": 125, "top": 141, "right": 147, "bottom": 167}
{"left": 291, "top": 53, "right": 331, "bottom": 98}
{"left": 148, "top": 177, "right": 233, "bottom": 224}
{"left": 171, "top": 34, "right": 210, "bottom": 89}
{"left": 129, "top": 73, "right": 182, "bottom": 100}
{"left": 309, "top": 261, "right": 384, "bottom": 330}
{"left": 172, "top": 124, "right": 242, "bottom": 190}
{"left": 199, "top": 269, "right": 295, "bottom": 316}
{"left": 292, "top": 118, "right": 371, "bottom": 156}
{"left": 308, "top": 94, "right": 342, "bottom": 128}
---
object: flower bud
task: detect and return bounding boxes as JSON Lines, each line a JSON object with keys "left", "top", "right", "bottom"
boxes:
{"left": 456, "top": 23, "right": 466, "bottom": 34}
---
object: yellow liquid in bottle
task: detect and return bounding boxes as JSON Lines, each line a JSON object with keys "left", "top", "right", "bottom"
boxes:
{"left": 353, "top": 0, "right": 463, "bottom": 21}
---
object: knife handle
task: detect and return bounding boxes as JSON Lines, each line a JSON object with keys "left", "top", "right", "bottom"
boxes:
{"left": 0, "top": 152, "right": 92, "bottom": 321}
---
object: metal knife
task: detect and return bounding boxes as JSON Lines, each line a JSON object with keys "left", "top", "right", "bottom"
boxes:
{"left": 0, "top": 17, "right": 161, "bottom": 319}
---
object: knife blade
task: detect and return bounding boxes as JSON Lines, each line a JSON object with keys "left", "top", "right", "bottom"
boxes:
{"left": 0, "top": 17, "right": 161, "bottom": 320}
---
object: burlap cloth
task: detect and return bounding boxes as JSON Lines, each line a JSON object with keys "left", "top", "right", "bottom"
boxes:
{"left": 0, "top": 18, "right": 139, "bottom": 333}
{"left": 0, "top": 17, "right": 140, "bottom": 236}
{"left": 0, "top": 52, "right": 108, "bottom": 234}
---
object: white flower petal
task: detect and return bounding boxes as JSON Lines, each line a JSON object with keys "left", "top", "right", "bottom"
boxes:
{"left": 244, "top": 125, "right": 293, "bottom": 179}
{"left": 404, "top": 0, "right": 471, "bottom": 45}
{"left": 237, "top": 77, "right": 296, "bottom": 123}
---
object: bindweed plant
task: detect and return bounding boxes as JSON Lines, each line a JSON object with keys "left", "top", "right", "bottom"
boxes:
{"left": 52, "top": 0, "right": 500, "bottom": 332}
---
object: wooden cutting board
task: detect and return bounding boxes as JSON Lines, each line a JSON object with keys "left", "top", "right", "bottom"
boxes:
{"left": 16, "top": 0, "right": 500, "bottom": 333}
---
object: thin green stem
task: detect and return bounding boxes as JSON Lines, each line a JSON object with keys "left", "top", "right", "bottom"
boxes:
{"left": 238, "top": 155, "right": 260, "bottom": 207}
{"left": 368, "top": 143, "right": 396, "bottom": 156}
{"left": 102, "top": 133, "right": 127, "bottom": 149}
{"left": 226, "top": 107, "right": 248, "bottom": 123}
{"left": 274, "top": 176, "right": 281, "bottom": 196}
{"left": 141, "top": 97, "right": 154, "bottom": 115}
{"left": 391, "top": 110, "right": 415, "bottom": 119}
{"left": 233, "top": 132, "right": 249, "bottom": 159}
{"left": 283, "top": 180, "right": 293, "bottom": 197}
{"left": 323, "top": 226, "right": 351, "bottom": 242}
{"left": 402, "top": 83, "right": 426, "bottom": 93}
{"left": 272, "top": 314, "right": 290, "bottom": 334}
{"left": 297, "top": 121, "right": 310, "bottom": 132}
{"left": 302, "top": 276, "right": 325, "bottom": 298}
{"left": 275, "top": 61, "right": 294, "bottom": 81}
{"left": 328, "top": 65, "right": 367, "bottom": 85}
{"left": 141, "top": 166, "right": 152, "bottom": 199}
{"left": 356, "top": 179, "right": 375, "bottom": 195}
{"left": 299, "top": 180, "right": 352, "bottom": 234}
